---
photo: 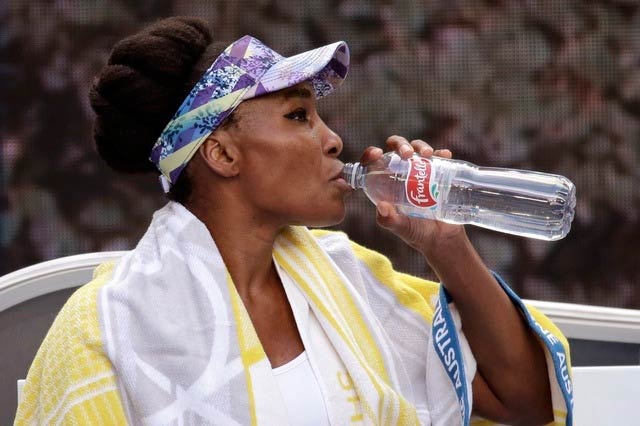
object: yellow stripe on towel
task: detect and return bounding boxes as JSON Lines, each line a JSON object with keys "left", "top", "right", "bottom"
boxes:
{"left": 227, "top": 272, "right": 265, "bottom": 426}
{"left": 276, "top": 226, "right": 419, "bottom": 425}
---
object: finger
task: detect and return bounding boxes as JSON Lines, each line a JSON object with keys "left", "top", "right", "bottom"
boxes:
{"left": 385, "top": 135, "right": 414, "bottom": 159}
{"left": 358, "top": 146, "right": 384, "bottom": 165}
{"left": 434, "top": 148, "right": 453, "bottom": 159}
{"left": 410, "top": 139, "right": 434, "bottom": 157}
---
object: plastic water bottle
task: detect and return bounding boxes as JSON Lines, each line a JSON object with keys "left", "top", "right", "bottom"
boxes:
{"left": 342, "top": 152, "right": 576, "bottom": 241}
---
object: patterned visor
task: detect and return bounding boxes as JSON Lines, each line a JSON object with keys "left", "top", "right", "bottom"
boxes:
{"left": 150, "top": 35, "right": 350, "bottom": 190}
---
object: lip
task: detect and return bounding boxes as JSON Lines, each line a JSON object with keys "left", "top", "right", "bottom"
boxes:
{"left": 329, "top": 164, "right": 345, "bottom": 181}
{"left": 331, "top": 176, "right": 353, "bottom": 192}
{"left": 329, "top": 163, "right": 353, "bottom": 191}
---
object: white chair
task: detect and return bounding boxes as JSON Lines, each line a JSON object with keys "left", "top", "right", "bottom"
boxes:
{"left": 0, "top": 252, "right": 126, "bottom": 423}
{"left": 16, "top": 380, "right": 25, "bottom": 406}
{"left": 0, "top": 251, "right": 126, "bottom": 312}
{"left": 526, "top": 299, "right": 640, "bottom": 345}
{"left": 572, "top": 365, "right": 640, "bottom": 425}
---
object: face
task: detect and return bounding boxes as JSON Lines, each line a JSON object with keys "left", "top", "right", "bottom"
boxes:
{"left": 223, "top": 83, "right": 352, "bottom": 228}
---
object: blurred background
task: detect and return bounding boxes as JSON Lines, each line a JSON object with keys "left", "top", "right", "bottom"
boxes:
{"left": 1, "top": 0, "right": 639, "bottom": 308}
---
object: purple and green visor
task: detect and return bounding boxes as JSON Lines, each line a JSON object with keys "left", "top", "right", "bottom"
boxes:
{"left": 149, "top": 35, "right": 350, "bottom": 191}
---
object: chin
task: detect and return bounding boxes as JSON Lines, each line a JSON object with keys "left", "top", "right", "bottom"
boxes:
{"left": 298, "top": 207, "right": 346, "bottom": 228}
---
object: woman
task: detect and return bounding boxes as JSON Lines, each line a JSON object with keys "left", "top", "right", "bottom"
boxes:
{"left": 15, "top": 17, "right": 572, "bottom": 426}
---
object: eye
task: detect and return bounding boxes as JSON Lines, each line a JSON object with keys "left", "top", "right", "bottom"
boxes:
{"left": 285, "top": 108, "right": 308, "bottom": 122}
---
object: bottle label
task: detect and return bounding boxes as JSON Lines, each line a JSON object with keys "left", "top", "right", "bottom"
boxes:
{"left": 406, "top": 157, "right": 438, "bottom": 208}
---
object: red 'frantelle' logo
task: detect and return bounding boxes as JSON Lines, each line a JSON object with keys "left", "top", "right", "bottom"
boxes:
{"left": 405, "top": 157, "right": 438, "bottom": 208}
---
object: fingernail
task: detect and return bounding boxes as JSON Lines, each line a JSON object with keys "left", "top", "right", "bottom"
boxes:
{"left": 378, "top": 204, "right": 389, "bottom": 217}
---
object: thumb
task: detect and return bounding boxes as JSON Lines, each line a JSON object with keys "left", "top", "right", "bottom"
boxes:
{"left": 376, "top": 201, "right": 430, "bottom": 251}
{"left": 376, "top": 201, "right": 408, "bottom": 231}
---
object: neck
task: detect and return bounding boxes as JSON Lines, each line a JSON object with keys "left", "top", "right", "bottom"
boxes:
{"left": 185, "top": 196, "right": 283, "bottom": 298}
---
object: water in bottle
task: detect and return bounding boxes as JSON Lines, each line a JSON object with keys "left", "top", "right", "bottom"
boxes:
{"left": 342, "top": 152, "right": 576, "bottom": 241}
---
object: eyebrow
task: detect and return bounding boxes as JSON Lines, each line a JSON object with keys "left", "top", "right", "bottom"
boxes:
{"left": 282, "top": 87, "right": 312, "bottom": 100}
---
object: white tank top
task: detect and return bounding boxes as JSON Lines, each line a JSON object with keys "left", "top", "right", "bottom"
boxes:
{"left": 272, "top": 351, "right": 330, "bottom": 426}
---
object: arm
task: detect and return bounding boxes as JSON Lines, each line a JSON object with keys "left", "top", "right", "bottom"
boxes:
{"left": 420, "top": 230, "right": 552, "bottom": 425}
{"left": 362, "top": 137, "right": 553, "bottom": 425}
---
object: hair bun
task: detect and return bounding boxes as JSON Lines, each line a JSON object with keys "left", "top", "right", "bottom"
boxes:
{"left": 90, "top": 17, "right": 213, "bottom": 174}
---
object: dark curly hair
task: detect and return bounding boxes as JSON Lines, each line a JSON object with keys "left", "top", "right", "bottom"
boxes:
{"left": 89, "top": 17, "right": 232, "bottom": 204}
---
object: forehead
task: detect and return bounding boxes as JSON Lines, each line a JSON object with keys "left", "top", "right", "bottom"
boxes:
{"left": 233, "top": 83, "right": 316, "bottom": 117}
{"left": 224, "top": 83, "right": 313, "bottom": 128}
{"left": 256, "top": 83, "right": 315, "bottom": 104}
{"left": 279, "top": 84, "right": 314, "bottom": 101}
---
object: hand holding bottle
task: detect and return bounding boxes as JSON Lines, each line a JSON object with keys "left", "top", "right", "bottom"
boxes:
{"left": 356, "top": 136, "right": 468, "bottom": 256}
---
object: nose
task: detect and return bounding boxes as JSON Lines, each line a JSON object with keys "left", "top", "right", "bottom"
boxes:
{"left": 321, "top": 122, "right": 343, "bottom": 158}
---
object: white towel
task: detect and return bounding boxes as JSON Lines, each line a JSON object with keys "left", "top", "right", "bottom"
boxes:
{"left": 98, "top": 201, "right": 572, "bottom": 425}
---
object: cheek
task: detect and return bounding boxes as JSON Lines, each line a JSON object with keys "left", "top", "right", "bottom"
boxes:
{"left": 267, "top": 144, "right": 324, "bottom": 183}
{"left": 275, "top": 162, "right": 322, "bottom": 204}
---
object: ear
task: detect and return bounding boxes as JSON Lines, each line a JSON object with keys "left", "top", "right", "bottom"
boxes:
{"left": 197, "top": 135, "right": 240, "bottom": 178}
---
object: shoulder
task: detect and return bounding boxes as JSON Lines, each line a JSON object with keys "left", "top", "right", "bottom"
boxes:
{"left": 310, "top": 229, "right": 433, "bottom": 286}
{"left": 310, "top": 228, "right": 391, "bottom": 267}
{"left": 310, "top": 228, "right": 393, "bottom": 279}
{"left": 310, "top": 229, "right": 440, "bottom": 321}
{"left": 54, "top": 261, "right": 116, "bottom": 350}
{"left": 15, "top": 261, "right": 126, "bottom": 425}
